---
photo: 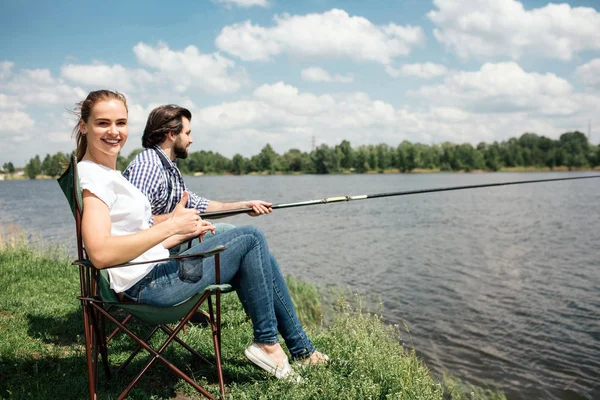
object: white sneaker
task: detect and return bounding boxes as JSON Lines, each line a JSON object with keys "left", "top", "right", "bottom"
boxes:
{"left": 296, "top": 351, "right": 330, "bottom": 366}
{"left": 244, "top": 343, "right": 302, "bottom": 382}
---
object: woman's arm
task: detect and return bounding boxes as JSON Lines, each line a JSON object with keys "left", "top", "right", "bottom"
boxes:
{"left": 81, "top": 191, "right": 204, "bottom": 268}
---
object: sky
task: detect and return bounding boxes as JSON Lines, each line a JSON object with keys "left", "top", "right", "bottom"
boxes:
{"left": 1, "top": 0, "right": 599, "bottom": 167}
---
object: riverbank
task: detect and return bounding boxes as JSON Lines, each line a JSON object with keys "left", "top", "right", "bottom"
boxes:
{"left": 0, "top": 233, "right": 506, "bottom": 399}
{"left": 3, "top": 165, "right": 599, "bottom": 181}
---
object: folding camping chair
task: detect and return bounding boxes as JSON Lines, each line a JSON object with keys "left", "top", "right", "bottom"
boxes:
{"left": 57, "top": 154, "right": 232, "bottom": 400}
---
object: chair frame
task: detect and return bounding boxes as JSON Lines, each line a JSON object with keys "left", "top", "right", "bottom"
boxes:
{"left": 61, "top": 156, "right": 228, "bottom": 400}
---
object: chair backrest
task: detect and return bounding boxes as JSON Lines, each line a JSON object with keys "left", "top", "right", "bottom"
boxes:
{"left": 57, "top": 154, "right": 85, "bottom": 260}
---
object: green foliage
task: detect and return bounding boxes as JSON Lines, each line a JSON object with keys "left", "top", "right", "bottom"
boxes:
{"left": 442, "top": 373, "right": 507, "bottom": 400}
{"left": 24, "top": 155, "right": 41, "bottom": 179}
{"left": 19, "top": 131, "right": 600, "bottom": 178}
{"left": 311, "top": 144, "right": 339, "bottom": 174}
{"left": 2, "top": 162, "right": 15, "bottom": 174}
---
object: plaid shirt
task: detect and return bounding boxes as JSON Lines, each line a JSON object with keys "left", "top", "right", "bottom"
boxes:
{"left": 123, "top": 146, "right": 210, "bottom": 225}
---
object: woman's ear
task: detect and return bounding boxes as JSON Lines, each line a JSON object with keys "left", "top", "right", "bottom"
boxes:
{"left": 79, "top": 120, "right": 86, "bottom": 134}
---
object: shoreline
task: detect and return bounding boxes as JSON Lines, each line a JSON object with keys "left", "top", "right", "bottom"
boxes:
{"left": 2, "top": 165, "right": 599, "bottom": 180}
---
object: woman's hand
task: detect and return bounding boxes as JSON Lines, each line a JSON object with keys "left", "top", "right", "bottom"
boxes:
{"left": 194, "top": 219, "right": 215, "bottom": 239}
{"left": 169, "top": 192, "right": 209, "bottom": 235}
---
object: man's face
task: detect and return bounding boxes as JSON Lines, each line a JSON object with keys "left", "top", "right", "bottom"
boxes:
{"left": 173, "top": 117, "right": 192, "bottom": 159}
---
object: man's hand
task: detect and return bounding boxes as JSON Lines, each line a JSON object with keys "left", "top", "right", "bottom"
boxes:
{"left": 243, "top": 200, "right": 273, "bottom": 217}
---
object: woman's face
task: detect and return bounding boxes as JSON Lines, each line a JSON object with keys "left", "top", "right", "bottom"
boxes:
{"left": 80, "top": 99, "right": 128, "bottom": 159}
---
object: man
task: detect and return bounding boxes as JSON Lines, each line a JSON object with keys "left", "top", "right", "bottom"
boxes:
{"left": 123, "top": 104, "right": 272, "bottom": 254}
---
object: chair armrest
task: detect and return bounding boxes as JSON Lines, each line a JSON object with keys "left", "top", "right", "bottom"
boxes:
{"left": 72, "top": 245, "right": 226, "bottom": 270}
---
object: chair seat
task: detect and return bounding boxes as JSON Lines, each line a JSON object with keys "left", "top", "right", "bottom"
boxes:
{"left": 98, "top": 269, "right": 233, "bottom": 325}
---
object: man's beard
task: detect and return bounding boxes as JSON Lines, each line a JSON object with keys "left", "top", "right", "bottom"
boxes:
{"left": 174, "top": 141, "right": 189, "bottom": 159}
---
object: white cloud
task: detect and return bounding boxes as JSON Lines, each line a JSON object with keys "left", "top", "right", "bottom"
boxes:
{"left": 215, "top": 0, "right": 268, "bottom": 8}
{"left": 428, "top": 0, "right": 600, "bottom": 60}
{"left": 0, "top": 110, "right": 34, "bottom": 132}
{"left": 301, "top": 67, "right": 354, "bottom": 83}
{"left": 575, "top": 58, "right": 600, "bottom": 90}
{"left": 386, "top": 62, "right": 448, "bottom": 79}
{"left": 0, "top": 93, "right": 24, "bottom": 109}
{"left": 1, "top": 66, "right": 86, "bottom": 106}
{"left": 194, "top": 82, "right": 403, "bottom": 155}
{"left": 411, "top": 62, "right": 578, "bottom": 116}
{"left": 133, "top": 42, "right": 248, "bottom": 94}
{"left": 0, "top": 61, "right": 15, "bottom": 80}
{"left": 216, "top": 9, "right": 424, "bottom": 65}
{"left": 61, "top": 63, "right": 154, "bottom": 92}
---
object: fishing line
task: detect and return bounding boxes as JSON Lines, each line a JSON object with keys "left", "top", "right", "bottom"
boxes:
{"left": 200, "top": 174, "right": 600, "bottom": 219}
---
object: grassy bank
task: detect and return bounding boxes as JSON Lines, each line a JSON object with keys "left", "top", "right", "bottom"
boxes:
{"left": 0, "top": 236, "right": 505, "bottom": 399}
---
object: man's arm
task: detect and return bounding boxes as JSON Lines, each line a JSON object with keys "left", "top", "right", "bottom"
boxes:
{"left": 204, "top": 199, "right": 273, "bottom": 217}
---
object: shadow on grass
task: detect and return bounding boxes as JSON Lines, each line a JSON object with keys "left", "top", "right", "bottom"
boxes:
{"left": 7, "top": 310, "right": 252, "bottom": 400}
{"left": 1, "top": 334, "right": 250, "bottom": 400}
{"left": 26, "top": 310, "right": 83, "bottom": 346}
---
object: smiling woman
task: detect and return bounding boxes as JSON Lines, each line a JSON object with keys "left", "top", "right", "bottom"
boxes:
{"left": 72, "top": 90, "right": 129, "bottom": 163}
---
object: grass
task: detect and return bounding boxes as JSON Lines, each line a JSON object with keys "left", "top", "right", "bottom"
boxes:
{"left": 0, "top": 232, "right": 505, "bottom": 400}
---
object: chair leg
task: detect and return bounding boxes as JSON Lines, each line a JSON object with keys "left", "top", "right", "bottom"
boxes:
{"left": 208, "top": 295, "right": 226, "bottom": 399}
{"left": 90, "top": 306, "right": 111, "bottom": 379}
{"left": 107, "top": 313, "right": 132, "bottom": 342}
{"left": 82, "top": 302, "right": 98, "bottom": 400}
{"left": 161, "top": 324, "right": 212, "bottom": 365}
{"left": 216, "top": 291, "right": 222, "bottom": 356}
{"left": 116, "top": 326, "right": 161, "bottom": 374}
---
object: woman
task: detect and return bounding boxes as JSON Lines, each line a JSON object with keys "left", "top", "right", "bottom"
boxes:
{"left": 74, "top": 89, "right": 327, "bottom": 380}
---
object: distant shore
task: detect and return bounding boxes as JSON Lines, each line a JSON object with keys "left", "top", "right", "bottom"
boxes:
{"left": 2, "top": 165, "right": 599, "bottom": 181}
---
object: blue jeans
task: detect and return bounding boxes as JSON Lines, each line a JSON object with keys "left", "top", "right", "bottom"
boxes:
{"left": 124, "top": 225, "right": 315, "bottom": 359}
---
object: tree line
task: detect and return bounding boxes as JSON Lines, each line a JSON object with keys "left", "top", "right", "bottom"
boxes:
{"left": 8, "top": 131, "right": 600, "bottom": 179}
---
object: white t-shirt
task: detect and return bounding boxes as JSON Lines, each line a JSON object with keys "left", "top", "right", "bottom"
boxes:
{"left": 78, "top": 160, "right": 169, "bottom": 293}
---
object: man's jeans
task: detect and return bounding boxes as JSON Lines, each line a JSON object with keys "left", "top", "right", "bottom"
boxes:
{"left": 123, "top": 225, "right": 315, "bottom": 359}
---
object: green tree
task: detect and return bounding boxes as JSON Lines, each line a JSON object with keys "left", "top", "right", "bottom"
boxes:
{"left": 311, "top": 144, "right": 338, "bottom": 174}
{"left": 41, "top": 154, "right": 52, "bottom": 176}
{"left": 25, "top": 155, "right": 42, "bottom": 179}
{"left": 439, "top": 142, "right": 457, "bottom": 171}
{"left": 281, "top": 149, "right": 304, "bottom": 173}
{"left": 367, "top": 145, "right": 379, "bottom": 172}
{"left": 247, "top": 155, "right": 260, "bottom": 173}
{"left": 455, "top": 143, "right": 485, "bottom": 171}
{"left": 559, "top": 131, "right": 589, "bottom": 169}
{"left": 376, "top": 143, "right": 393, "bottom": 171}
{"left": 2, "top": 162, "right": 15, "bottom": 174}
{"left": 353, "top": 146, "right": 370, "bottom": 173}
{"left": 480, "top": 142, "right": 502, "bottom": 171}
{"left": 336, "top": 140, "right": 354, "bottom": 170}
{"left": 45, "top": 153, "right": 66, "bottom": 177}
{"left": 257, "top": 144, "right": 279, "bottom": 173}
{"left": 231, "top": 154, "right": 246, "bottom": 175}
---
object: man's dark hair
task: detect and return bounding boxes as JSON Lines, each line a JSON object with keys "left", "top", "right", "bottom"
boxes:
{"left": 142, "top": 105, "right": 192, "bottom": 148}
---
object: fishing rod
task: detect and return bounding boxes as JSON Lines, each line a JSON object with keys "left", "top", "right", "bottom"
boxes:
{"left": 200, "top": 174, "right": 600, "bottom": 219}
